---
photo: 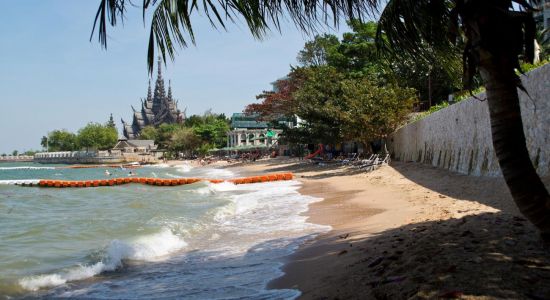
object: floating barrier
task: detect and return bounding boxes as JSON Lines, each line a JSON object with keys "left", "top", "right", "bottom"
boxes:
{"left": 15, "top": 173, "right": 295, "bottom": 188}
{"left": 0, "top": 179, "right": 41, "bottom": 186}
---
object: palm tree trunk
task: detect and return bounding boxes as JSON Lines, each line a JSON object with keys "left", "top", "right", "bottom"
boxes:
{"left": 478, "top": 52, "right": 550, "bottom": 239}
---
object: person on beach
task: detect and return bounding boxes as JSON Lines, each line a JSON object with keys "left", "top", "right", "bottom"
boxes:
{"left": 128, "top": 171, "right": 135, "bottom": 176}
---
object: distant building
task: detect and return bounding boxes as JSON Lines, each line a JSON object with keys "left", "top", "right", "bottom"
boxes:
{"left": 531, "top": 0, "right": 550, "bottom": 30}
{"left": 226, "top": 113, "right": 283, "bottom": 148}
{"left": 112, "top": 139, "right": 157, "bottom": 153}
{"left": 122, "top": 58, "right": 185, "bottom": 139}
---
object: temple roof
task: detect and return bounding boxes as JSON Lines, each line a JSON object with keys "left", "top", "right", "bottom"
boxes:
{"left": 122, "top": 57, "right": 185, "bottom": 139}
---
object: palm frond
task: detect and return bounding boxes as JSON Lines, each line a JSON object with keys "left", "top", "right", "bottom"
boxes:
{"left": 376, "top": 0, "right": 458, "bottom": 64}
{"left": 92, "top": 0, "right": 382, "bottom": 73}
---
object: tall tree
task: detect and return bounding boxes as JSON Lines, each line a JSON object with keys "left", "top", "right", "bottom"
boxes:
{"left": 77, "top": 123, "right": 118, "bottom": 151}
{"left": 91, "top": 0, "right": 549, "bottom": 239}
{"left": 46, "top": 130, "right": 78, "bottom": 152}
{"left": 107, "top": 113, "right": 116, "bottom": 128}
{"left": 168, "top": 127, "right": 202, "bottom": 154}
{"left": 297, "top": 34, "right": 340, "bottom": 66}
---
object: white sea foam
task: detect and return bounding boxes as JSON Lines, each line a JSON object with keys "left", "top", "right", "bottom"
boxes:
{"left": 148, "top": 164, "right": 170, "bottom": 168}
{"left": 0, "top": 179, "right": 40, "bottom": 185}
{"left": 18, "top": 228, "right": 186, "bottom": 291}
{"left": 202, "top": 168, "right": 234, "bottom": 178}
{"left": 165, "top": 173, "right": 182, "bottom": 178}
{"left": 174, "top": 164, "right": 193, "bottom": 173}
{"left": 213, "top": 180, "right": 330, "bottom": 236}
{"left": 0, "top": 166, "right": 56, "bottom": 170}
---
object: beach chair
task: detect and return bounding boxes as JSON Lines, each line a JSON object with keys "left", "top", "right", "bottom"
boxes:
{"left": 360, "top": 153, "right": 391, "bottom": 171}
{"left": 341, "top": 153, "right": 358, "bottom": 165}
{"left": 354, "top": 154, "right": 378, "bottom": 168}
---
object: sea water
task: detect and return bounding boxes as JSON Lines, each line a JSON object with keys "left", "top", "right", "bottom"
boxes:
{"left": 0, "top": 162, "right": 329, "bottom": 299}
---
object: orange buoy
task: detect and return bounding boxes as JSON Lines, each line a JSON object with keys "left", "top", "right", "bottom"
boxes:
{"left": 20, "top": 173, "right": 295, "bottom": 189}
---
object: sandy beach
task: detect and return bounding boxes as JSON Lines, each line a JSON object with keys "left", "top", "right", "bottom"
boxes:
{"left": 228, "top": 158, "right": 550, "bottom": 299}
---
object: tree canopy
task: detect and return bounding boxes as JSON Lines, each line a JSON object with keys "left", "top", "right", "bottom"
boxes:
{"left": 77, "top": 122, "right": 118, "bottom": 150}
{"left": 43, "top": 130, "right": 78, "bottom": 152}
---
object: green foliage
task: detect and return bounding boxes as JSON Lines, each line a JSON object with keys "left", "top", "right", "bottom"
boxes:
{"left": 519, "top": 60, "right": 549, "bottom": 74}
{"left": 168, "top": 127, "right": 202, "bottom": 153}
{"left": 47, "top": 130, "right": 78, "bottom": 151}
{"left": 297, "top": 20, "right": 461, "bottom": 109}
{"left": 284, "top": 67, "right": 347, "bottom": 144}
{"left": 77, "top": 123, "right": 118, "bottom": 151}
{"left": 138, "top": 126, "right": 159, "bottom": 141}
{"left": 107, "top": 113, "right": 116, "bottom": 129}
{"left": 40, "top": 136, "right": 48, "bottom": 150}
{"left": 284, "top": 66, "right": 416, "bottom": 144}
{"left": 23, "top": 150, "right": 38, "bottom": 156}
{"left": 454, "top": 86, "right": 486, "bottom": 102}
{"left": 197, "top": 143, "right": 215, "bottom": 156}
{"left": 185, "top": 113, "right": 230, "bottom": 148}
{"left": 155, "top": 123, "right": 181, "bottom": 149}
{"left": 297, "top": 34, "right": 340, "bottom": 67}
{"left": 411, "top": 101, "right": 451, "bottom": 123}
{"left": 12, "top": 150, "right": 18, "bottom": 156}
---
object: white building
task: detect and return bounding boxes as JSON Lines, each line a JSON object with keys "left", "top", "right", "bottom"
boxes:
{"left": 226, "top": 113, "right": 282, "bottom": 148}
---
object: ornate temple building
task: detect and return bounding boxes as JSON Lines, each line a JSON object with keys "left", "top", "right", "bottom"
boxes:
{"left": 122, "top": 58, "right": 185, "bottom": 139}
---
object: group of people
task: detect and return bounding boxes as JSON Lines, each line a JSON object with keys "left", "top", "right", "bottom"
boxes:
{"left": 104, "top": 169, "right": 136, "bottom": 177}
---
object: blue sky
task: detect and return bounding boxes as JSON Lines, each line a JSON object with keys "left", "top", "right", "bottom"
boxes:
{"left": 0, "top": 1, "right": 353, "bottom": 154}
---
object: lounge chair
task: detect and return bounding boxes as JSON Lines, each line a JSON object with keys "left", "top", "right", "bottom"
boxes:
{"left": 341, "top": 153, "right": 358, "bottom": 165}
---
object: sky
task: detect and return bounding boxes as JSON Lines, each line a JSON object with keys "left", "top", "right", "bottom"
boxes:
{"left": 0, "top": 1, "right": 354, "bottom": 154}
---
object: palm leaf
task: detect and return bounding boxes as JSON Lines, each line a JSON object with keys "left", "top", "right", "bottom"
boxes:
{"left": 92, "top": 0, "right": 382, "bottom": 73}
{"left": 376, "top": 0, "right": 459, "bottom": 70}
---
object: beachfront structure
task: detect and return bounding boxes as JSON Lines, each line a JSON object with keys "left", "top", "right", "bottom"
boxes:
{"left": 226, "top": 113, "right": 282, "bottom": 148}
{"left": 121, "top": 57, "right": 185, "bottom": 139}
{"left": 531, "top": 0, "right": 550, "bottom": 30}
{"left": 112, "top": 139, "right": 157, "bottom": 153}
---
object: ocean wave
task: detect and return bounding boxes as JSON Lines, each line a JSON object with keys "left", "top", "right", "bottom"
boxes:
{"left": 0, "top": 179, "right": 40, "bottom": 185}
{"left": 174, "top": 164, "right": 193, "bottom": 173}
{"left": 0, "top": 166, "right": 55, "bottom": 170}
{"left": 147, "top": 164, "right": 170, "bottom": 168}
{"left": 212, "top": 180, "right": 330, "bottom": 235}
{"left": 202, "top": 168, "right": 234, "bottom": 178}
{"left": 18, "top": 228, "right": 187, "bottom": 291}
{"left": 165, "top": 173, "right": 182, "bottom": 178}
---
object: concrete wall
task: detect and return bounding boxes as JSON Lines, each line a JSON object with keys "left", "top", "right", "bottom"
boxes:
{"left": 390, "top": 63, "right": 550, "bottom": 177}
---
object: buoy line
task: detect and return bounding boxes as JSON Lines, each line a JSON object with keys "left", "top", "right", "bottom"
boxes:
{"left": 0, "top": 173, "right": 294, "bottom": 188}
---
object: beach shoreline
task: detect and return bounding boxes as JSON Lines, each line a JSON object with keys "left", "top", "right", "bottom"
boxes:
{"left": 229, "top": 158, "right": 550, "bottom": 299}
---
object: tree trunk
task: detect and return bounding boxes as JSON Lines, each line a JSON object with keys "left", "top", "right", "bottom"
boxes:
{"left": 478, "top": 52, "right": 550, "bottom": 238}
